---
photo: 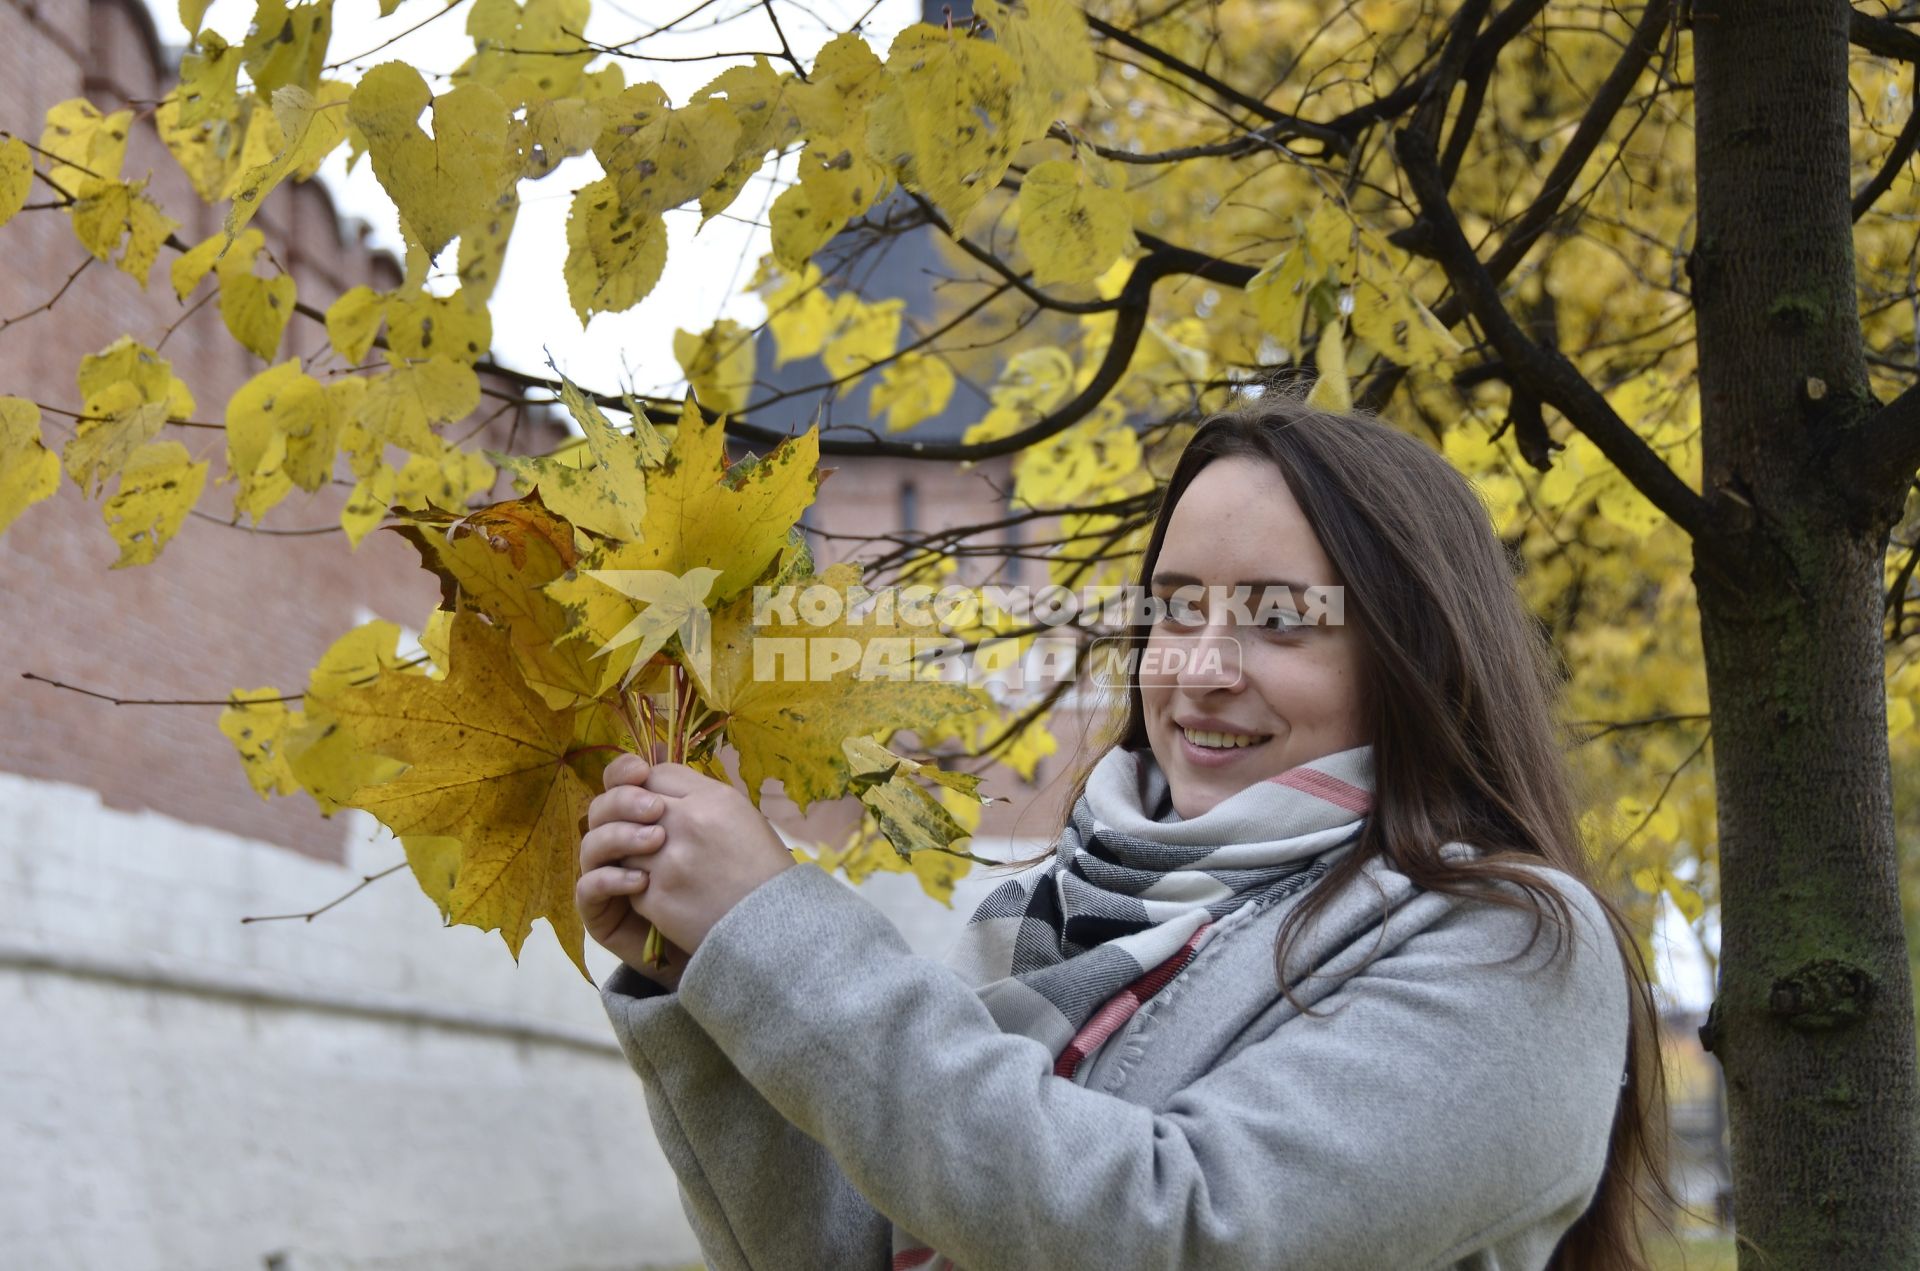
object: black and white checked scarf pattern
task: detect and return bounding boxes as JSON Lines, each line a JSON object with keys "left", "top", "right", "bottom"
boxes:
{"left": 890, "top": 743, "right": 1375, "bottom": 1270}
{"left": 942, "top": 741, "right": 1375, "bottom": 1060}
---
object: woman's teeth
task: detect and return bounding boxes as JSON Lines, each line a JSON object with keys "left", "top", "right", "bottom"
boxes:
{"left": 1181, "top": 727, "right": 1271, "bottom": 750}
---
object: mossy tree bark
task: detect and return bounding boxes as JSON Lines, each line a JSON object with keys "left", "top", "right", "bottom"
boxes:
{"left": 1692, "top": 1, "right": 1920, "bottom": 1263}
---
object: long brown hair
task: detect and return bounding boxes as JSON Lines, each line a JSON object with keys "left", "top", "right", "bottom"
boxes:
{"left": 1038, "top": 393, "right": 1677, "bottom": 1268}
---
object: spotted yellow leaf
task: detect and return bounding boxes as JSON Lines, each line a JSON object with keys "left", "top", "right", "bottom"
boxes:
{"left": 326, "top": 607, "right": 598, "bottom": 978}
{"left": 0, "top": 398, "right": 60, "bottom": 537}
{"left": 563, "top": 176, "right": 668, "bottom": 323}
{"left": 102, "top": 440, "right": 207, "bottom": 568}
{"left": 0, "top": 138, "right": 33, "bottom": 229}
{"left": 1017, "top": 158, "right": 1133, "bottom": 287}
{"left": 349, "top": 63, "right": 512, "bottom": 260}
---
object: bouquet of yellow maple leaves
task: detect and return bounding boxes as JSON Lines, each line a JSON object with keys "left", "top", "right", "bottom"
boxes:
{"left": 218, "top": 379, "right": 997, "bottom": 979}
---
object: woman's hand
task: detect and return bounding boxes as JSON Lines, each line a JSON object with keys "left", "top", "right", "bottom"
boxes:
{"left": 580, "top": 751, "right": 797, "bottom": 968}
{"left": 577, "top": 755, "right": 687, "bottom": 989}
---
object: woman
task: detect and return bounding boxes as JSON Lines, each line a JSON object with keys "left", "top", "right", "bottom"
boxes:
{"left": 575, "top": 396, "right": 1670, "bottom": 1270}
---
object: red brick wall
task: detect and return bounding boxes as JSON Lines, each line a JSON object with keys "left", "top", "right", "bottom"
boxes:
{"left": 0, "top": 0, "right": 1086, "bottom": 871}
{"left": 0, "top": 0, "right": 457, "bottom": 862}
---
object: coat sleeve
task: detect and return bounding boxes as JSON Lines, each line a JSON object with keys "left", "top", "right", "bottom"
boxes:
{"left": 599, "top": 962, "right": 890, "bottom": 1270}
{"left": 670, "top": 862, "right": 1632, "bottom": 1271}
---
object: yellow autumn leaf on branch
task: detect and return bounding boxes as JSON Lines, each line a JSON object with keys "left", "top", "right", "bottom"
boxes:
{"left": 691, "top": 56, "right": 801, "bottom": 225}
{"left": 563, "top": 176, "right": 668, "bottom": 324}
{"left": 866, "top": 26, "right": 1024, "bottom": 229}
{"left": 225, "top": 360, "right": 329, "bottom": 522}
{"left": 325, "top": 285, "right": 385, "bottom": 364}
{"left": 0, "top": 398, "right": 61, "bottom": 537}
{"left": 224, "top": 82, "right": 352, "bottom": 240}
{"left": 69, "top": 179, "right": 178, "bottom": 288}
{"left": 39, "top": 98, "right": 130, "bottom": 193}
{"left": 870, "top": 352, "right": 957, "bottom": 432}
{"left": 593, "top": 83, "right": 741, "bottom": 220}
{"left": 1305, "top": 317, "right": 1352, "bottom": 412}
{"left": 821, "top": 294, "right": 903, "bottom": 382}
{"left": 757, "top": 259, "right": 836, "bottom": 367}
{"left": 348, "top": 63, "right": 512, "bottom": 260}
{"left": 0, "top": 137, "right": 32, "bottom": 229}
{"left": 673, "top": 319, "right": 756, "bottom": 415}
{"left": 219, "top": 687, "right": 301, "bottom": 798}
{"left": 1017, "top": 157, "right": 1134, "bottom": 287}
{"left": 975, "top": 0, "right": 1097, "bottom": 133}
{"left": 386, "top": 288, "right": 492, "bottom": 364}
{"left": 101, "top": 440, "right": 208, "bottom": 568}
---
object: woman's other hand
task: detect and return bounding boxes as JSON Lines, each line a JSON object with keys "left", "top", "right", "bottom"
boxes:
{"left": 595, "top": 752, "right": 797, "bottom": 957}
{"left": 578, "top": 752, "right": 685, "bottom": 990}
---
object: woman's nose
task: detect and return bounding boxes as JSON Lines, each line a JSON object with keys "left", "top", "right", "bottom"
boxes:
{"left": 1171, "top": 629, "right": 1243, "bottom": 691}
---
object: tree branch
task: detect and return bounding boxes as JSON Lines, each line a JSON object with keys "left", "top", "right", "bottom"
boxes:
{"left": 1842, "top": 382, "right": 1920, "bottom": 491}
{"left": 1080, "top": 10, "right": 1354, "bottom": 155}
{"left": 1850, "top": 8, "right": 1920, "bottom": 63}
{"left": 1395, "top": 127, "right": 1722, "bottom": 546}
{"left": 1853, "top": 66, "right": 1920, "bottom": 220}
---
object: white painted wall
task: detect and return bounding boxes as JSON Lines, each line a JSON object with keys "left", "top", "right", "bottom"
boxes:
{"left": 0, "top": 772, "right": 1043, "bottom": 1271}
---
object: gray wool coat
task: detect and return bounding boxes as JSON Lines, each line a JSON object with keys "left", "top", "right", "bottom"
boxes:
{"left": 598, "top": 846, "right": 1630, "bottom": 1271}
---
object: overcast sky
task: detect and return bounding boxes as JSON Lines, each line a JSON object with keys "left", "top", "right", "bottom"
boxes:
{"left": 139, "top": 0, "right": 921, "bottom": 397}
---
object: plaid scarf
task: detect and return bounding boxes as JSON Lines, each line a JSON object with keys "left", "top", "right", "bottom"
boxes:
{"left": 890, "top": 743, "right": 1374, "bottom": 1271}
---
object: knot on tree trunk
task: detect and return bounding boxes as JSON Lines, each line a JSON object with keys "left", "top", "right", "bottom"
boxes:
{"left": 1769, "top": 959, "right": 1876, "bottom": 1030}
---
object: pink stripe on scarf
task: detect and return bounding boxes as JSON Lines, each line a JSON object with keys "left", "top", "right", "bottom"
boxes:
{"left": 1267, "top": 765, "right": 1372, "bottom": 814}
{"left": 1053, "top": 921, "right": 1213, "bottom": 1081}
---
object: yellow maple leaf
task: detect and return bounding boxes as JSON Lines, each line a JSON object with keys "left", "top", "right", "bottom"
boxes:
{"left": 327, "top": 608, "right": 598, "bottom": 978}
{"left": 551, "top": 402, "right": 820, "bottom": 669}
{"left": 689, "top": 570, "right": 986, "bottom": 810}
{"left": 391, "top": 493, "right": 606, "bottom": 709}
{"left": 496, "top": 374, "right": 664, "bottom": 541}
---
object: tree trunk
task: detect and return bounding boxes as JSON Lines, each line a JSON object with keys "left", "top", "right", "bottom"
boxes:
{"left": 1691, "top": 1, "right": 1920, "bottom": 1264}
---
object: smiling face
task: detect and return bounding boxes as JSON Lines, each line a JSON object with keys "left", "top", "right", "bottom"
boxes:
{"left": 1139, "top": 456, "right": 1370, "bottom": 818}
